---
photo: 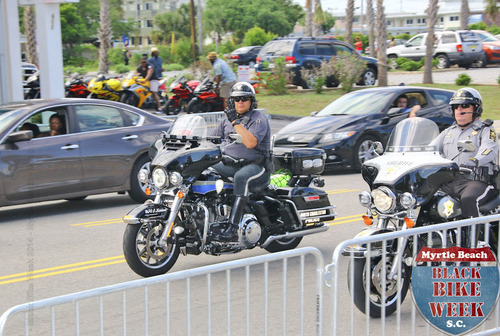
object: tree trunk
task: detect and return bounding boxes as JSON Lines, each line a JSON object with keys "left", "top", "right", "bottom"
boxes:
{"left": 376, "top": 0, "right": 387, "bottom": 86}
{"left": 24, "top": 6, "right": 38, "bottom": 66}
{"left": 366, "top": 0, "right": 376, "bottom": 58}
{"left": 423, "top": 0, "right": 439, "bottom": 84}
{"left": 460, "top": 0, "right": 470, "bottom": 30}
{"left": 305, "top": 0, "right": 312, "bottom": 37}
{"left": 98, "top": 0, "right": 112, "bottom": 74}
{"left": 312, "top": 0, "right": 324, "bottom": 37}
{"left": 345, "top": 0, "right": 354, "bottom": 47}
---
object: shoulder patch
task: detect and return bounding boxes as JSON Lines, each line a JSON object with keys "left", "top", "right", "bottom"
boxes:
{"left": 490, "top": 129, "right": 497, "bottom": 141}
{"left": 482, "top": 148, "right": 492, "bottom": 156}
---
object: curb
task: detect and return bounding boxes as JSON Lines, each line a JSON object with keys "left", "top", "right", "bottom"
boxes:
{"left": 269, "top": 114, "right": 302, "bottom": 121}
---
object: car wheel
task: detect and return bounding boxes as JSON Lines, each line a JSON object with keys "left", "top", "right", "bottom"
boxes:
{"left": 388, "top": 55, "right": 398, "bottom": 70}
{"left": 360, "top": 68, "right": 376, "bottom": 86}
{"left": 128, "top": 155, "right": 155, "bottom": 203}
{"left": 436, "top": 54, "right": 450, "bottom": 69}
{"left": 476, "top": 53, "right": 488, "bottom": 68}
{"left": 353, "top": 135, "right": 378, "bottom": 169}
{"left": 325, "top": 76, "right": 339, "bottom": 88}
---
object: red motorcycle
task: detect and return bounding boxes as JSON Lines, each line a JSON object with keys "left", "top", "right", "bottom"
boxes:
{"left": 185, "top": 76, "right": 224, "bottom": 113}
{"left": 163, "top": 75, "right": 200, "bottom": 115}
{"left": 65, "top": 73, "right": 90, "bottom": 98}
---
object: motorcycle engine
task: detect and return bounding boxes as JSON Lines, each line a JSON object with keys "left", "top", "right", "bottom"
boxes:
{"left": 237, "top": 214, "right": 262, "bottom": 248}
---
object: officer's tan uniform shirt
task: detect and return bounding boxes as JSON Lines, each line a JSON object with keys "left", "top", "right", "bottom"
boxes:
{"left": 431, "top": 118, "right": 499, "bottom": 175}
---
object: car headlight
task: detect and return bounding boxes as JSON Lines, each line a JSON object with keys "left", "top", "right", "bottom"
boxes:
{"left": 152, "top": 167, "right": 168, "bottom": 188}
{"left": 318, "top": 131, "right": 356, "bottom": 143}
{"left": 359, "top": 191, "right": 372, "bottom": 207}
{"left": 400, "top": 192, "right": 416, "bottom": 209}
{"left": 371, "top": 187, "right": 396, "bottom": 213}
{"left": 138, "top": 168, "right": 149, "bottom": 183}
{"left": 169, "top": 171, "right": 183, "bottom": 186}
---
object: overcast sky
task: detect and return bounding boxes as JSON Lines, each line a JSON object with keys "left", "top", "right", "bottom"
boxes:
{"left": 291, "top": 0, "right": 485, "bottom": 15}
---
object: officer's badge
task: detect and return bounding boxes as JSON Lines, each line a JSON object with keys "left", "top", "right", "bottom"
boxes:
{"left": 490, "top": 129, "right": 497, "bottom": 141}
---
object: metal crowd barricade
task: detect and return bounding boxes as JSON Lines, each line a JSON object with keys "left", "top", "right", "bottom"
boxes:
{"left": 0, "top": 247, "right": 324, "bottom": 336}
{"left": 325, "top": 214, "right": 500, "bottom": 336}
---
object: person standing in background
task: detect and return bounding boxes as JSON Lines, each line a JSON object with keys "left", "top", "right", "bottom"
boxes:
{"left": 355, "top": 37, "right": 363, "bottom": 54}
{"left": 147, "top": 47, "right": 164, "bottom": 113}
{"left": 207, "top": 51, "right": 237, "bottom": 109}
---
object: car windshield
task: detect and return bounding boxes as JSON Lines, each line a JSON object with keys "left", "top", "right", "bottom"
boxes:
{"left": 233, "top": 47, "right": 252, "bottom": 54}
{"left": 385, "top": 117, "right": 440, "bottom": 153}
{"left": 316, "top": 91, "right": 393, "bottom": 116}
{"left": 0, "top": 106, "right": 27, "bottom": 133}
{"left": 476, "top": 31, "right": 499, "bottom": 42}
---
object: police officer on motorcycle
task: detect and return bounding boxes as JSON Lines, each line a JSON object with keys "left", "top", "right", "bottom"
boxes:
{"left": 431, "top": 87, "right": 499, "bottom": 222}
{"left": 211, "top": 82, "right": 272, "bottom": 241}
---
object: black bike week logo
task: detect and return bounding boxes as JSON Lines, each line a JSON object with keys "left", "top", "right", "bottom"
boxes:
{"left": 412, "top": 246, "right": 499, "bottom": 335}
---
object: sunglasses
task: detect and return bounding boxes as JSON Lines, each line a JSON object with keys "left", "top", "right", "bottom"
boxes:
{"left": 451, "top": 103, "right": 472, "bottom": 110}
{"left": 233, "top": 96, "right": 250, "bottom": 102}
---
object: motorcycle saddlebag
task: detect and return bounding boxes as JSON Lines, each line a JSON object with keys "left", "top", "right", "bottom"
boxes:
{"left": 273, "top": 147, "right": 325, "bottom": 175}
{"left": 276, "top": 186, "right": 336, "bottom": 224}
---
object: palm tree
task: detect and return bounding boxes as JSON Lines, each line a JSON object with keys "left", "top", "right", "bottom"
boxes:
{"left": 460, "top": 0, "right": 470, "bottom": 30}
{"left": 312, "top": 0, "right": 325, "bottom": 37}
{"left": 485, "top": 0, "right": 498, "bottom": 22}
{"left": 24, "top": 6, "right": 37, "bottom": 66}
{"left": 423, "top": 0, "right": 439, "bottom": 84}
{"left": 305, "top": 0, "right": 312, "bottom": 37}
{"left": 366, "top": 0, "right": 376, "bottom": 58}
{"left": 345, "top": 0, "right": 354, "bottom": 47}
{"left": 376, "top": 0, "right": 387, "bottom": 86}
{"left": 98, "top": 0, "right": 112, "bottom": 74}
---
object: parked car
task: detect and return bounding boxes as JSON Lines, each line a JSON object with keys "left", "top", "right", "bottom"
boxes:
{"left": 255, "top": 37, "right": 378, "bottom": 88}
{"left": 22, "top": 62, "right": 38, "bottom": 85}
{"left": 386, "top": 30, "right": 484, "bottom": 69}
{"left": 472, "top": 30, "right": 500, "bottom": 66}
{"left": 273, "top": 86, "right": 455, "bottom": 170}
{"left": 0, "top": 98, "right": 173, "bottom": 207}
{"left": 226, "top": 46, "right": 262, "bottom": 66}
{"left": 364, "top": 39, "right": 407, "bottom": 54}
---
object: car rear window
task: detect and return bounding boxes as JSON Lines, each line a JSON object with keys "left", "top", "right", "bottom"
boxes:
{"left": 233, "top": 47, "right": 252, "bottom": 54}
{"left": 441, "top": 34, "right": 457, "bottom": 44}
{"left": 259, "top": 40, "right": 295, "bottom": 57}
{"left": 459, "top": 31, "right": 480, "bottom": 42}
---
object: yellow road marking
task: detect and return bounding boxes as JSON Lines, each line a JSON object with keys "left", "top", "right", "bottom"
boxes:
{"left": 71, "top": 219, "right": 122, "bottom": 227}
{"left": 327, "top": 189, "right": 359, "bottom": 194}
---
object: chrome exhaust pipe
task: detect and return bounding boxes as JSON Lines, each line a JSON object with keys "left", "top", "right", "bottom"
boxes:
{"left": 261, "top": 223, "right": 329, "bottom": 248}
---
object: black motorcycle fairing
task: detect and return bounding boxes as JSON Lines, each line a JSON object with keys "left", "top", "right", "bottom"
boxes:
{"left": 124, "top": 202, "right": 169, "bottom": 223}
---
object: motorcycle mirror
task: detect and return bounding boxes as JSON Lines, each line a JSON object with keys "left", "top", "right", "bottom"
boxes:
{"left": 372, "top": 141, "right": 384, "bottom": 155}
{"left": 457, "top": 139, "right": 476, "bottom": 152}
{"left": 228, "top": 133, "right": 243, "bottom": 144}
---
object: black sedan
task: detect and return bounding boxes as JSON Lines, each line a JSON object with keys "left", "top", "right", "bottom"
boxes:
{"left": 0, "top": 99, "right": 172, "bottom": 207}
{"left": 273, "top": 86, "right": 455, "bottom": 170}
{"left": 227, "top": 46, "right": 262, "bottom": 66}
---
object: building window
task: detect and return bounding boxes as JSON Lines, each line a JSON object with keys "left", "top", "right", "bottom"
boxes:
{"left": 353, "top": 17, "right": 359, "bottom": 23}
{"left": 145, "top": 2, "right": 153, "bottom": 10}
{"left": 406, "top": 19, "right": 413, "bottom": 25}
{"left": 450, "top": 16, "right": 459, "bottom": 21}
{"left": 418, "top": 18, "right": 426, "bottom": 24}
{"left": 146, "top": 20, "right": 153, "bottom": 28}
{"left": 387, "top": 20, "right": 391, "bottom": 26}
{"left": 440, "top": 17, "right": 444, "bottom": 23}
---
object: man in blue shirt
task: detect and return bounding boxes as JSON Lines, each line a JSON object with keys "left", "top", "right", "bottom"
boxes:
{"left": 207, "top": 52, "right": 237, "bottom": 108}
{"left": 148, "top": 47, "right": 164, "bottom": 113}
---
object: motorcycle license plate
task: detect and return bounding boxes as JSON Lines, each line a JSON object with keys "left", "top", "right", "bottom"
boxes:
{"left": 300, "top": 209, "right": 327, "bottom": 218}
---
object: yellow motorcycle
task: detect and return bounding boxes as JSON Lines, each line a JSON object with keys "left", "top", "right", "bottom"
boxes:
{"left": 120, "top": 72, "right": 157, "bottom": 108}
{"left": 87, "top": 74, "right": 123, "bottom": 101}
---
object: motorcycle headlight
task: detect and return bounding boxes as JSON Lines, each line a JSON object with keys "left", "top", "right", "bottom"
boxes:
{"left": 371, "top": 187, "right": 396, "bottom": 213}
{"left": 400, "top": 192, "right": 416, "bottom": 209}
{"left": 359, "top": 191, "right": 372, "bottom": 207}
{"left": 318, "top": 131, "right": 356, "bottom": 143}
{"left": 152, "top": 167, "right": 168, "bottom": 188}
{"left": 138, "top": 168, "right": 149, "bottom": 184}
{"left": 169, "top": 171, "right": 183, "bottom": 186}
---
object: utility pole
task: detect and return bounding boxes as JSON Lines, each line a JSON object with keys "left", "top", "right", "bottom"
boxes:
{"left": 197, "top": 0, "right": 203, "bottom": 55}
{"left": 189, "top": 0, "right": 197, "bottom": 61}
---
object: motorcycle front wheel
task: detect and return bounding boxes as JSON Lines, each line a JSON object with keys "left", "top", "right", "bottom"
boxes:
{"left": 123, "top": 220, "right": 180, "bottom": 277}
{"left": 347, "top": 256, "right": 410, "bottom": 318}
{"left": 186, "top": 99, "right": 209, "bottom": 113}
{"left": 164, "top": 98, "right": 181, "bottom": 115}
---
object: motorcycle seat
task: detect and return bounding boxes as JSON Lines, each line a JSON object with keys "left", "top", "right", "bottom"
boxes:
{"left": 479, "top": 191, "right": 500, "bottom": 213}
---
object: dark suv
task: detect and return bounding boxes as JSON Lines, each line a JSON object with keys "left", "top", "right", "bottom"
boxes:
{"left": 255, "top": 37, "right": 378, "bottom": 88}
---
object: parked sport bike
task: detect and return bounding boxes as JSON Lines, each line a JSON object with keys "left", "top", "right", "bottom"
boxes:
{"left": 344, "top": 117, "right": 500, "bottom": 318}
{"left": 122, "top": 114, "right": 336, "bottom": 277}
{"left": 87, "top": 74, "right": 123, "bottom": 101}
{"left": 185, "top": 76, "right": 225, "bottom": 113}
{"left": 163, "top": 75, "right": 200, "bottom": 115}
{"left": 65, "top": 73, "right": 90, "bottom": 98}
{"left": 23, "top": 71, "right": 40, "bottom": 99}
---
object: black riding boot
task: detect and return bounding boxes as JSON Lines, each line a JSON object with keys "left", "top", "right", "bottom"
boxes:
{"left": 220, "top": 195, "right": 248, "bottom": 242}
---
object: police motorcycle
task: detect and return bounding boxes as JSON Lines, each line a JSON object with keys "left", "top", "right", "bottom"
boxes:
{"left": 344, "top": 117, "right": 500, "bottom": 318}
{"left": 122, "top": 114, "right": 336, "bottom": 277}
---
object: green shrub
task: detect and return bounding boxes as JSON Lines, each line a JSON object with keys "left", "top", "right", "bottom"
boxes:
{"left": 321, "top": 51, "right": 366, "bottom": 92}
{"left": 400, "top": 60, "right": 421, "bottom": 71}
{"left": 164, "top": 63, "right": 184, "bottom": 71}
{"left": 243, "top": 26, "right": 277, "bottom": 46}
{"left": 300, "top": 67, "right": 325, "bottom": 93}
{"left": 497, "top": 74, "right": 500, "bottom": 85}
{"left": 259, "top": 57, "right": 289, "bottom": 95}
{"left": 456, "top": 73, "right": 472, "bottom": 86}
{"left": 113, "top": 64, "right": 131, "bottom": 74}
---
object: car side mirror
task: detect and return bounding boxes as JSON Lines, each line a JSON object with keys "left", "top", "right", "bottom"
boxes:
{"left": 229, "top": 133, "right": 243, "bottom": 144}
{"left": 6, "top": 130, "right": 33, "bottom": 143}
{"left": 458, "top": 140, "right": 476, "bottom": 152}
{"left": 388, "top": 107, "right": 404, "bottom": 115}
{"left": 310, "top": 111, "right": 319, "bottom": 116}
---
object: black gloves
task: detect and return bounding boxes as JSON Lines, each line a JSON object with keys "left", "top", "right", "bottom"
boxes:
{"left": 224, "top": 98, "right": 237, "bottom": 123}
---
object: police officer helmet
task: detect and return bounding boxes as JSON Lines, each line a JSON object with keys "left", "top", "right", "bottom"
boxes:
{"left": 229, "top": 82, "right": 257, "bottom": 110}
{"left": 449, "top": 87, "right": 483, "bottom": 117}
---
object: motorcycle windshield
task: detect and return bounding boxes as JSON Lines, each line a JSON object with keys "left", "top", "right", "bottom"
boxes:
{"left": 169, "top": 113, "right": 226, "bottom": 138}
{"left": 194, "top": 76, "right": 210, "bottom": 94}
{"left": 386, "top": 117, "right": 440, "bottom": 153}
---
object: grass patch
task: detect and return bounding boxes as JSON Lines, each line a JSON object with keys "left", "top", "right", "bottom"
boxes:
{"left": 257, "top": 84, "right": 500, "bottom": 120}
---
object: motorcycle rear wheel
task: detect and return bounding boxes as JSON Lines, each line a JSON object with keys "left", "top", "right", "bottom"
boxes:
{"left": 186, "top": 99, "right": 209, "bottom": 113}
{"left": 264, "top": 237, "right": 302, "bottom": 253}
{"left": 121, "top": 92, "right": 139, "bottom": 107}
{"left": 347, "top": 256, "right": 410, "bottom": 318}
{"left": 123, "top": 221, "right": 180, "bottom": 277}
